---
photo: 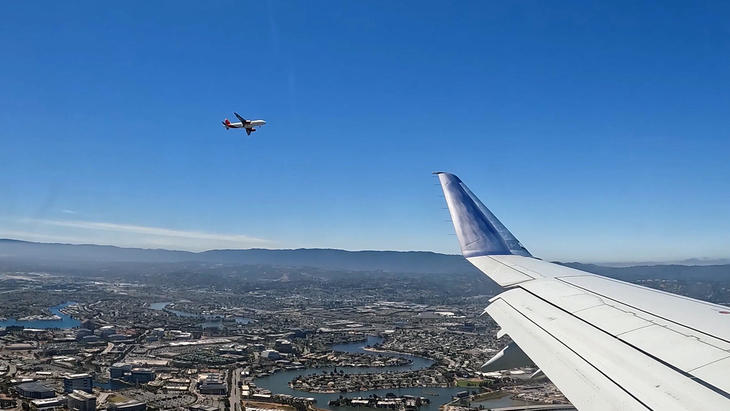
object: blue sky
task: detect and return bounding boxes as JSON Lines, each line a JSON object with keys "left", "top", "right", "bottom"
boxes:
{"left": 1, "top": 1, "right": 729, "bottom": 262}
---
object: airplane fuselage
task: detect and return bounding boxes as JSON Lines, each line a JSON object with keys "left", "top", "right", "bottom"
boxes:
{"left": 223, "top": 119, "right": 266, "bottom": 129}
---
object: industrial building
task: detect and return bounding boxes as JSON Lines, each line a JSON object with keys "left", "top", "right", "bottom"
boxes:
{"left": 15, "top": 381, "right": 55, "bottom": 399}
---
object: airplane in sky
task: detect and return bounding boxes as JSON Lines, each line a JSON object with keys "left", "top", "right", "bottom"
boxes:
{"left": 434, "top": 172, "right": 730, "bottom": 410}
{"left": 221, "top": 112, "right": 266, "bottom": 136}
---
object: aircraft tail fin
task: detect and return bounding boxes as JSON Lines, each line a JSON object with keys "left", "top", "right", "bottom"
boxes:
{"left": 434, "top": 172, "right": 531, "bottom": 258}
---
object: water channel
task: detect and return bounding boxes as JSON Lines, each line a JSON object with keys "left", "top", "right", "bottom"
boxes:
{"left": 253, "top": 336, "right": 531, "bottom": 411}
{"left": 0, "top": 302, "right": 80, "bottom": 329}
{"left": 149, "top": 302, "right": 251, "bottom": 325}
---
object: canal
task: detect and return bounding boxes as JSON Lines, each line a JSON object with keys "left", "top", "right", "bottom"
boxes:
{"left": 149, "top": 302, "right": 252, "bottom": 325}
{"left": 254, "top": 336, "right": 530, "bottom": 411}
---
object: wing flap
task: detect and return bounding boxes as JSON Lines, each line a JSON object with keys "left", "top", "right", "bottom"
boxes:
{"left": 560, "top": 275, "right": 730, "bottom": 343}
{"left": 692, "top": 358, "right": 730, "bottom": 393}
{"left": 619, "top": 324, "right": 729, "bottom": 371}
{"left": 489, "top": 256, "right": 730, "bottom": 345}
{"left": 517, "top": 273, "right": 730, "bottom": 373}
{"left": 487, "top": 294, "right": 648, "bottom": 411}
{"left": 573, "top": 304, "right": 653, "bottom": 335}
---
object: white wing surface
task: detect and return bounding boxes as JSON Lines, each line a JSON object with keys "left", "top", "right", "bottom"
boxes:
{"left": 435, "top": 172, "right": 730, "bottom": 410}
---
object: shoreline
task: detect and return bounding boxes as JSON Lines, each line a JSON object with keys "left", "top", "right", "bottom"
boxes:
{"left": 362, "top": 347, "right": 437, "bottom": 363}
{"left": 290, "top": 384, "right": 451, "bottom": 394}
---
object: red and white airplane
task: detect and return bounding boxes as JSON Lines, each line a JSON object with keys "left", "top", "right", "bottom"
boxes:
{"left": 221, "top": 112, "right": 266, "bottom": 135}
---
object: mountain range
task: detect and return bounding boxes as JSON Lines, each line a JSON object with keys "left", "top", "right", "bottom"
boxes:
{"left": 1, "top": 238, "right": 729, "bottom": 282}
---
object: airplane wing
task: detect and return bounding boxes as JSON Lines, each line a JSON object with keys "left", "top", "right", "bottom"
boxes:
{"left": 435, "top": 172, "right": 730, "bottom": 410}
{"left": 234, "top": 112, "right": 247, "bottom": 123}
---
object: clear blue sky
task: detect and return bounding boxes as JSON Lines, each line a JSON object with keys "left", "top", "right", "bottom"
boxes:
{"left": 1, "top": 1, "right": 729, "bottom": 262}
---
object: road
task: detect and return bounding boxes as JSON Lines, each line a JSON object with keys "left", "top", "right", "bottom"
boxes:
{"left": 101, "top": 342, "right": 114, "bottom": 355}
{"left": 0, "top": 362, "right": 14, "bottom": 378}
{"left": 189, "top": 377, "right": 202, "bottom": 405}
{"left": 229, "top": 367, "right": 242, "bottom": 411}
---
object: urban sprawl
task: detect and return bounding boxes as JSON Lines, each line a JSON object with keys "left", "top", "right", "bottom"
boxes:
{"left": 0, "top": 268, "right": 571, "bottom": 411}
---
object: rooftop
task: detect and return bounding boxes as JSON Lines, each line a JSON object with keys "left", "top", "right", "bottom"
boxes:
{"left": 64, "top": 373, "right": 91, "bottom": 379}
{"left": 31, "top": 397, "right": 66, "bottom": 406}
{"left": 17, "top": 381, "right": 54, "bottom": 393}
{"left": 68, "top": 390, "right": 95, "bottom": 400}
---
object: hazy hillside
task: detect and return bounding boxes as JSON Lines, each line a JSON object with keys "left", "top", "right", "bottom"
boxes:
{"left": 563, "top": 262, "right": 730, "bottom": 282}
{"left": 2, "top": 239, "right": 729, "bottom": 284}
{"left": 0, "top": 239, "right": 477, "bottom": 274}
{"left": 0, "top": 239, "right": 192, "bottom": 263}
{"left": 198, "top": 248, "right": 477, "bottom": 274}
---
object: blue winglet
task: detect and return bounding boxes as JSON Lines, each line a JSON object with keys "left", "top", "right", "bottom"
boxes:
{"left": 435, "top": 172, "right": 531, "bottom": 258}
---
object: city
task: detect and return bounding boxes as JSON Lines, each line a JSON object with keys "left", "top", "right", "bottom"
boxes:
{"left": 0, "top": 252, "right": 572, "bottom": 411}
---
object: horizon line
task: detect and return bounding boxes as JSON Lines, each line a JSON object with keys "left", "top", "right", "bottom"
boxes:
{"left": 1, "top": 237, "right": 728, "bottom": 267}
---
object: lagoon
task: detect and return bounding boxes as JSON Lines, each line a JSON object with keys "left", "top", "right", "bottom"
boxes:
{"left": 0, "top": 302, "right": 80, "bottom": 329}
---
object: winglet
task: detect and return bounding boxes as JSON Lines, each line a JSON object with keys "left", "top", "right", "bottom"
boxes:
{"left": 435, "top": 172, "right": 531, "bottom": 258}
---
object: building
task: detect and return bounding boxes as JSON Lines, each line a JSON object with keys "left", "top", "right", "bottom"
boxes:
{"left": 274, "top": 339, "right": 294, "bottom": 353}
{"left": 129, "top": 368, "right": 155, "bottom": 383}
{"left": 81, "top": 335, "right": 100, "bottom": 344}
{"left": 81, "top": 319, "right": 96, "bottom": 330}
{"left": 0, "top": 393, "right": 17, "bottom": 409}
{"left": 110, "top": 363, "right": 132, "bottom": 379}
{"left": 108, "top": 333, "right": 128, "bottom": 342}
{"left": 67, "top": 390, "right": 96, "bottom": 411}
{"left": 63, "top": 374, "right": 93, "bottom": 393}
{"left": 261, "top": 349, "right": 281, "bottom": 360}
{"left": 30, "top": 396, "right": 66, "bottom": 411}
{"left": 198, "top": 374, "right": 227, "bottom": 395}
{"left": 16, "top": 381, "right": 55, "bottom": 399}
{"left": 108, "top": 364, "right": 155, "bottom": 384}
{"left": 108, "top": 400, "right": 146, "bottom": 411}
{"left": 75, "top": 329, "right": 93, "bottom": 341}
{"left": 98, "top": 325, "right": 116, "bottom": 337}
{"left": 6, "top": 343, "right": 34, "bottom": 350}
